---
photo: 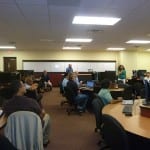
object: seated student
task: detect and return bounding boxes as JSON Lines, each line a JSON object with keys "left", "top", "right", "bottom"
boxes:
{"left": 41, "top": 70, "right": 52, "bottom": 91}
{"left": 24, "top": 76, "right": 43, "bottom": 105}
{"left": 66, "top": 73, "right": 88, "bottom": 112}
{"left": 2, "top": 80, "right": 51, "bottom": 147}
{"left": 61, "top": 73, "right": 69, "bottom": 93}
{"left": 73, "top": 71, "right": 83, "bottom": 87}
{"left": 98, "top": 79, "right": 121, "bottom": 105}
{"left": 92, "top": 79, "right": 121, "bottom": 132}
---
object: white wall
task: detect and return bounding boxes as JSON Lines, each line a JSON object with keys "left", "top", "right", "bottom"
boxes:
{"left": 0, "top": 49, "right": 150, "bottom": 78}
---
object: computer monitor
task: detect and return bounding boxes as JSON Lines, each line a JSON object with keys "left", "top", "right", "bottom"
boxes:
{"left": 143, "top": 80, "right": 150, "bottom": 105}
{"left": 98, "top": 71, "right": 116, "bottom": 82}
{"left": 0, "top": 72, "right": 11, "bottom": 83}
{"left": 17, "top": 70, "right": 34, "bottom": 76}
{"left": 0, "top": 72, "right": 20, "bottom": 84}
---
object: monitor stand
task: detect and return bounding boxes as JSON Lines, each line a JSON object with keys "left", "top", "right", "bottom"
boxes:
{"left": 142, "top": 99, "right": 150, "bottom": 106}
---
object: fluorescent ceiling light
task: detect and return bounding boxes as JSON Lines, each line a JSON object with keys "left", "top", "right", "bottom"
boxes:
{"left": 107, "top": 47, "right": 125, "bottom": 51}
{"left": 0, "top": 46, "right": 16, "bottom": 49}
{"left": 126, "top": 40, "right": 150, "bottom": 44}
{"left": 62, "top": 46, "right": 81, "bottom": 50}
{"left": 146, "top": 49, "right": 150, "bottom": 51}
{"left": 72, "top": 16, "right": 121, "bottom": 25}
{"left": 65, "top": 38, "right": 92, "bottom": 42}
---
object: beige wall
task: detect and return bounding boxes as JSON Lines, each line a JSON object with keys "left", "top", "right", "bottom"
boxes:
{"left": 0, "top": 50, "right": 150, "bottom": 78}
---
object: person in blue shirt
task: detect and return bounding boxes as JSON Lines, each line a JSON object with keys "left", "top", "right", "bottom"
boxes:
{"left": 66, "top": 64, "right": 73, "bottom": 74}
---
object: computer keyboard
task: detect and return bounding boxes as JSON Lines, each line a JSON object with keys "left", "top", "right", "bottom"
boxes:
{"left": 122, "top": 105, "right": 133, "bottom": 115}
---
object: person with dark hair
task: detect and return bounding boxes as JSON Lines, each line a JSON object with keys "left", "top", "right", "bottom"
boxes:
{"left": 118, "top": 65, "right": 126, "bottom": 84}
{"left": 98, "top": 79, "right": 121, "bottom": 105}
{"left": 2, "top": 80, "right": 51, "bottom": 147}
{"left": 66, "top": 73, "right": 88, "bottom": 112}
{"left": 0, "top": 135, "right": 17, "bottom": 150}
{"left": 92, "top": 79, "right": 121, "bottom": 132}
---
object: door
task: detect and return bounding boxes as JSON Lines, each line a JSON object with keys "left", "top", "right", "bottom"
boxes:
{"left": 3, "top": 57, "right": 17, "bottom": 72}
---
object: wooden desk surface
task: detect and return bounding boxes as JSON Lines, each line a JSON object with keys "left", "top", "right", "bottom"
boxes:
{"left": 109, "top": 88, "right": 124, "bottom": 92}
{"left": 102, "top": 100, "right": 150, "bottom": 139}
{"left": 79, "top": 86, "right": 93, "bottom": 91}
{"left": 0, "top": 115, "right": 7, "bottom": 129}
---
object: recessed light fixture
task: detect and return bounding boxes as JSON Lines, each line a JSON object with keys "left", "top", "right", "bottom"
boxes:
{"left": 107, "top": 47, "right": 125, "bottom": 51}
{"left": 65, "top": 38, "right": 92, "bottom": 42}
{"left": 62, "top": 46, "right": 81, "bottom": 50}
{"left": 72, "top": 16, "right": 121, "bottom": 25}
{"left": 0, "top": 46, "right": 16, "bottom": 49}
{"left": 126, "top": 40, "right": 150, "bottom": 44}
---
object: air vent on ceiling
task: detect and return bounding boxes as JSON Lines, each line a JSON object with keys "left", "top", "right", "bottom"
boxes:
{"left": 47, "top": 0, "right": 81, "bottom": 6}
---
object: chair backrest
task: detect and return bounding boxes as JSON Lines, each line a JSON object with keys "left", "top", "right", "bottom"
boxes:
{"left": 92, "top": 96, "right": 105, "bottom": 129}
{"left": 101, "top": 114, "right": 130, "bottom": 150}
{"left": 64, "top": 86, "right": 74, "bottom": 104}
{"left": 4, "top": 111, "right": 44, "bottom": 150}
{"left": 24, "top": 89, "right": 37, "bottom": 100}
{"left": 123, "top": 85, "right": 134, "bottom": 100}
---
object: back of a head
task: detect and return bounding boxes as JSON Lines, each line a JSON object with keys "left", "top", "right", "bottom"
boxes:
{"left": 68, "top": 73, "right": 74, "bottom": 81}
{"left": 9, "top": 80, "right": 21, "bottom": 96}
{"left": 25, "top": 76, "right": 33, "bottom": 85}
{"left": 101, "top": 79, "right": 110, "bottom": 89}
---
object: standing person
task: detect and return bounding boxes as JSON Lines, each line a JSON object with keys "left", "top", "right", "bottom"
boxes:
{"left": 41, "top": 70, "right": 52, "bottom": 91}
{"left": 66, "top": 64, "right": 73, "bottom": 74}
{"left": 2, "top": 80, "right": 51, "bottom": 147}
{"left": 118, "top": 65, "right": 126, "bottom": 84}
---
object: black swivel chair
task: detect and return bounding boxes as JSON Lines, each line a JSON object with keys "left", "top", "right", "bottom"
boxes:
{"left": 63, "top": 86, "right": 81, "bottom": 115}
{"left": 100, "top": 114, "right": 130, "bottom": 150}
{"left": 92, "top": 95, "right": 104, "bottom": 132}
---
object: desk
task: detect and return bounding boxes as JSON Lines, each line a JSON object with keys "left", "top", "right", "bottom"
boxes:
{"left": 102, "top": 100, "right": 150, "bottom": 139}
{"left": 79, "top": 86, "right": 93, "bottom": 92}
{"left": 109, "top": 88, "right": 124, "bottom": 92}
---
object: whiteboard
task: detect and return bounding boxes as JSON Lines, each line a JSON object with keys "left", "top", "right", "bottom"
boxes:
{"left": 23, "top": 61, "right": 116, "bottom": 72}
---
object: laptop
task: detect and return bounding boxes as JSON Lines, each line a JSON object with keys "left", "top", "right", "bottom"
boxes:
{"left": 122, "top": 99, "right": 134, "bottom": 105}
{"left": 86, "top": 81, "right": 94, "bottom": 88}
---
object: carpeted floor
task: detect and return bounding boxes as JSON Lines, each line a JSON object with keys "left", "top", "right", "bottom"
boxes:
{"left": 42, "top": 87, "right": 101, "bottom": 150}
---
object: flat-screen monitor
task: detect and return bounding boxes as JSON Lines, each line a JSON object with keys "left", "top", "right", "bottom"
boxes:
{"left": 98, "top": 71, "right": 116, "bottom": 82}
{"left": 0, "top": 72, "right": 20, "bottom": 84}
{"left": 17, "top": 70, "right": 34, "bottom": 76}
{"left": 143, "top": 80, "right": 150, "bottom": 105}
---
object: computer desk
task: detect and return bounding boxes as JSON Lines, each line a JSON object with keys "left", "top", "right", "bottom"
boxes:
{"left": 102, "top": 100, "right": 150, "bottom": 139}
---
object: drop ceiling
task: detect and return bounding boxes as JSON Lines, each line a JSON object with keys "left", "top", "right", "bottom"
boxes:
{"left": 0, "top": 0, "right": 150, "bottom": 51}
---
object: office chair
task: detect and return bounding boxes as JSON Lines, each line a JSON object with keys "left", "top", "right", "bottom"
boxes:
{"left": 60, "top": 84, "right": 69, "bottom": 107}
{"left": 100, "top": 114, "right": 130, "bottom": 150}
{"left": 92, "top": 95, "right": 104, "bottom": 132}
{"left": 25, "top": 89, "right": 43, "bottom": 105}
{"left": 4, "top": 111, "right": 44, "bottom": 150}
{"left": 63, "top": 87, "right": 81, "bottom": 115}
